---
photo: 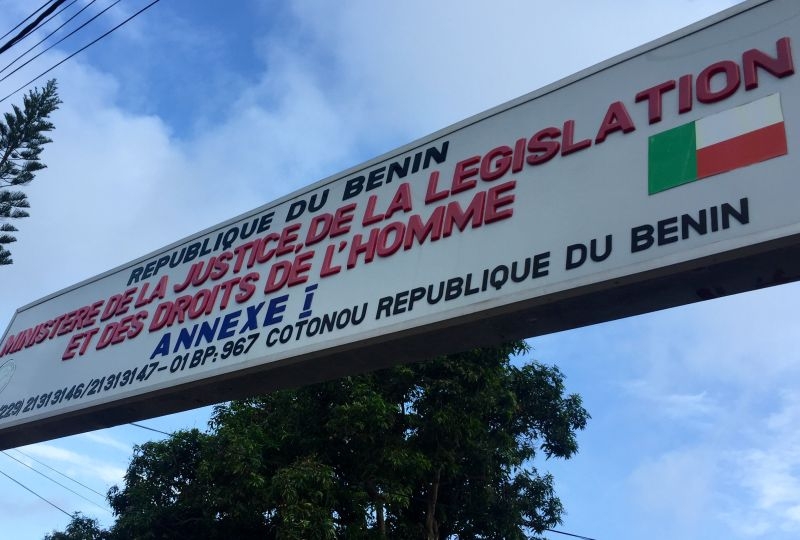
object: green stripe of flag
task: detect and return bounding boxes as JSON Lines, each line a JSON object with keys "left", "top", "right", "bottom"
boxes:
{"left": 648, "top": 121, "right": 698, "bottom": 194}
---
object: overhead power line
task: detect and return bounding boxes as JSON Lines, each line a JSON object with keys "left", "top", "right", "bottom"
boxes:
{"left": 0, "top": 466, "right": 72, "bottom": 518}
{"left": 0, "top": 0, "right": 162, "bottom": 104}
{"left": 1, "top": 450, "right": 111, "bottom": 514}
{"left": 0, "top": 0, "right": 122, "bottom": 84}
{"left": 547, "top": 528, "right": 599, "bottom": 540}
{"left": 0, "top": 0, "right": 86, "bottom": 76}
{"left": 0, "top": 0, "right": 67, "bottom": 55}
{"left": 11, "top": 448, "right": 107, "bottom": 499}
{"left": 0, "top": 0, "right": 56, "bottom": 43}
{"left": 130, "top": 422, "right": 172, "bottom": 437}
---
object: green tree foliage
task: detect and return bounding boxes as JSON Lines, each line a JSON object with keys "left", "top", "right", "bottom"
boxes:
{"left": 44, "top": 513, "right": 109, "bottom": 540}
{"left": 107, "top": 429, "right": 219, "bottom": 539}
{"left": 53, "top": 342, "right": 588, "bottom": 539}
{"left": 0, "top": 79, "right": 60, "bottom": 265}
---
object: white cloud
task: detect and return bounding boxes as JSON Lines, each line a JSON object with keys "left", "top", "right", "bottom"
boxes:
{"left": 79, "top": 431, "right": 132, "bottom": 453}
{"left": 623, "top": 385, "right": 800, "bottom": 539}
{"left": 629, "top": 446, "right": 717, "bottom": 530}
{"left": 285, "top": 0, "right": 743, "bottom": 143}
{"left": 22, "top": 443, "right": 125, "bottom": 485}
{"left": 625, "top": 380, "right": 721, "bottom": 422}
{"left": 719, "top": 390, "right": 800, "bottom": 536}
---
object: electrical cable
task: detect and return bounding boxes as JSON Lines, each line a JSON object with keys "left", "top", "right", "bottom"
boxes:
{"left": 11, "top": 448, "right": 107, "bottom": 499}
{"left": 1, "top": 450, "right": 111, "bottom": 514}
{"left": 129, "top": 422, "right": 172, "bottom": 436}
{"left": 0, "top": 466, "right": 73, "bottom": 518}
{"left": 0, "top": 0, "right": 161, "bottom": 104}
{"left": 0, "top": 0, "right": 67, "bottom": 55}
{"left": 546, "top": 528, "right": 598, "bottom": 540}
{"left": 0, "top": 0, "right": 78, "bottom": 54}
{"left": 0, "top": 0, "right": 122, "bottom": 84}
{"left": 26, "top": 0, "right": 82, "bottom": 33}
{"left": 0, "top": 0, "right": 86, "bottom": 76}
{"left": 0, "top": 0, "right": 56, "bottom": 43}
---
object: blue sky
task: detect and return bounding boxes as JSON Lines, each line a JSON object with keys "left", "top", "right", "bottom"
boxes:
{"left": 5, "top": 0, "right": 800, "bottom": 538}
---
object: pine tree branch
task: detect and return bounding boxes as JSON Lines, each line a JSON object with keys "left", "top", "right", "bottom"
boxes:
{"left": 0, "top": 79, "right": 60, "bottom": 264}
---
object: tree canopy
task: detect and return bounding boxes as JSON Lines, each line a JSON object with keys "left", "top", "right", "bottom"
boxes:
{"left": 43, "top": 513, "right": 109, "bottom": 540}
{"left": 48, "top": 341, "right": 589, "bottom": 539}
{"left": 0, "top": 79, "right": 60, "bottom": 265}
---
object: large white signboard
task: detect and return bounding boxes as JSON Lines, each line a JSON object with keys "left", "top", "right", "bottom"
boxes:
{"left": 2, "top": 0, "right": 800, "bottom": 448}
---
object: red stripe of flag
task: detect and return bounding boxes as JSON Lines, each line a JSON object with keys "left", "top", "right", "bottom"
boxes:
{"left": 696, "top": 122, "right": 788, "bottom": 179}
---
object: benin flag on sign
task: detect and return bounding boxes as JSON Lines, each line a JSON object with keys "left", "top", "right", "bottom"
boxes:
{"left": 648, "top": 93, "right": 788, "bottom": 194}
